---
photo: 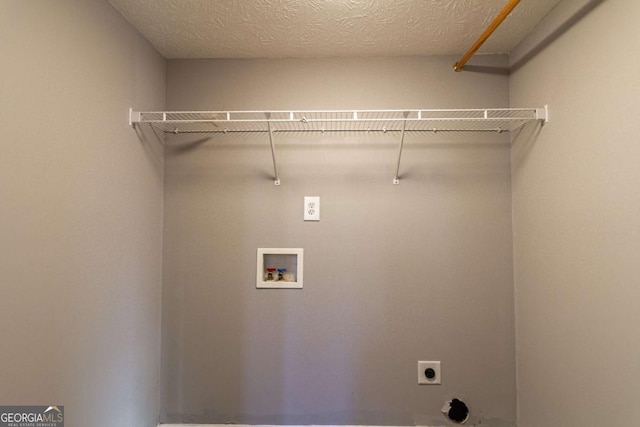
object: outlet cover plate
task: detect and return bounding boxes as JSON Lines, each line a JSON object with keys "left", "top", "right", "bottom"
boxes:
{"left": 304, "top": 196, "right": 320, "bottom": 221}
{"left": 418, "top": 361, "right": 441, "bottom": 385}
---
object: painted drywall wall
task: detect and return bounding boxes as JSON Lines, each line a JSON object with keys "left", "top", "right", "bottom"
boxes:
{"left": 510, "top": 0, "right": 640, "bottom": 425}
{"left": 0, "top": 1, "right": 165, "bottom": 426}
{"left": 162, "top": 56, "right": 517, "bottom": 425}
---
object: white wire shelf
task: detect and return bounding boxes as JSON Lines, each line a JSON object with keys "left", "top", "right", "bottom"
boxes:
{"left": 129, "top": 107, "right": 548, "bottom": 134}
{"left": 129, "top": 106, "right": 548, "bottom": 185}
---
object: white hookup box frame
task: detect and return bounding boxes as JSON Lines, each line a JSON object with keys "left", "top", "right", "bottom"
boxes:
{"left": 256, "top": 248, "right": 304, "bottom": 289}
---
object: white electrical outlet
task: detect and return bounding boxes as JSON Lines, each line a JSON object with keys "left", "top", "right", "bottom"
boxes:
{"left": 304, "top": 196, "right": 320, "bottom": 221}
{"left": 418, "top": 361, "right": 441, "bottom": 385}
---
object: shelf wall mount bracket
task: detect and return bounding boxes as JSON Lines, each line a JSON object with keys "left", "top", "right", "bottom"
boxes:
{"left": 129, "top": 107, "right": 141, "bottom": 128}
{"left": 536, "top": 105, "right": 549, "bottom": 124}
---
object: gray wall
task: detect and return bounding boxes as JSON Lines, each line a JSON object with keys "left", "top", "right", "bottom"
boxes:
{"left": 163, "top": 56, "right": 516, "bottom": 425}
{"left": 510, "top": 0, "right": 640, "bottom": 426}
{"left": 0, "top": 1, "right": 165, "bottom": 426}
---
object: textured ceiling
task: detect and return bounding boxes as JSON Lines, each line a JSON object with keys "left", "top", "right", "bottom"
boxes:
{"left": 109, "top": 0, "right": 562, "bottom": 59}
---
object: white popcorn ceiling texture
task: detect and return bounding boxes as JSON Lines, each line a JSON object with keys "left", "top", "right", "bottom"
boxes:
{"left": 109, "top": 0, "right": 562, "bottom": 59}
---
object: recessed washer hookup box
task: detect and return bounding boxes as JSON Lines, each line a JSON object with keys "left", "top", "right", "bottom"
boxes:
{"left": 257, "top": 248, "right": 303, "bottom": 289}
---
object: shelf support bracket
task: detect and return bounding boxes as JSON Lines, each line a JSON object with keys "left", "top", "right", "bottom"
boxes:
{"left": 393, "top": 113, "right": 408, "bottom": 185}
{"left": 267, "top": 116, "right": 281, "bottom": 186}
{"left": 536, "top": 104, "right": 549, "bottom": 124}
{"left": 129, "top": 108, "right": 141, "bottom": 128}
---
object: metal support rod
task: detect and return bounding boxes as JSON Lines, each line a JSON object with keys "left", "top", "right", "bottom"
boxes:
{"left": 393, "top": 116, "right": 408, "bottom": 185}
{"left": 267, "top": 118, "right": 281, "bottom": 186}
{"left": 453, "top": 0, "right": 521, "bottom": 72}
